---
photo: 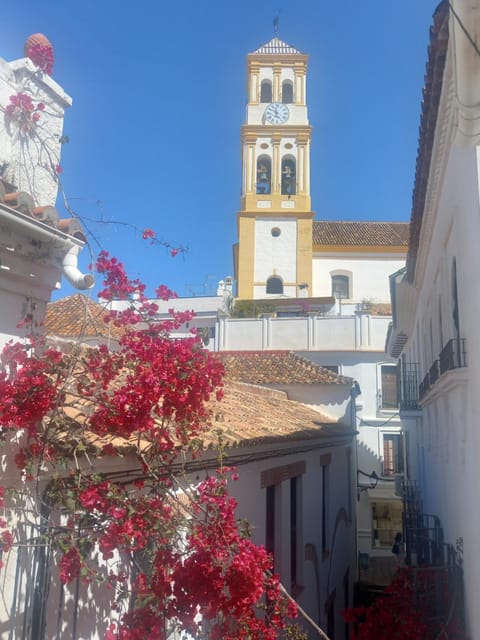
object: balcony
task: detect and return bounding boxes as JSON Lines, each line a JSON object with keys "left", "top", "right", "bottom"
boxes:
{"left": 419, "top": 372, "right": 430, "bottom": 401}
{"left": 399, "top": 363, "right": 420, "bottom": 410}
{"left": 418, "top": 337, "right": 467, "bottom": 401}
{"left": 429, "top": 359, "right": 440, "bottom": 385}
{"left": 439, "top": 337, "right": 467, "bottom": 374}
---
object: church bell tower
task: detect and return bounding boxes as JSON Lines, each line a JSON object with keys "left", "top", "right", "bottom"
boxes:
{"left": 235, "top": 37, "right": 314, "bottom": 300}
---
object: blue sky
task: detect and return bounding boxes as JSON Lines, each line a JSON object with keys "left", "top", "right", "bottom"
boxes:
{"left": 2, "top": 1, "right": 439, "bottom": 298}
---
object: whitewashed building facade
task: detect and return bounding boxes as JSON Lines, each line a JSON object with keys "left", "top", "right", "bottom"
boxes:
{"left": 387, "top": 0, "right": 480, "bottom": 636}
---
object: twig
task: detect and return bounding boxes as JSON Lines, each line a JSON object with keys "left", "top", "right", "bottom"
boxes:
{"left": 279, "top": 583, "right": 331, "bottom": 640}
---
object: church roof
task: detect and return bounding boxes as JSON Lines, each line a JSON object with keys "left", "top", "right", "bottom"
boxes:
{"left": 313, "top": 220, "right": 409, "bottom": 247}
{"left": 253, "top": 37, "right": 303, "bottom": 55}
{"left": 217, "top": 351, "right": 352, "bottom": 385}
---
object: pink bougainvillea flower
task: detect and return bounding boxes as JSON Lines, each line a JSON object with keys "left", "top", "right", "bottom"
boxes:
{"left": 142, "top": 228, "right": 155, "bottom": 240}
{"left": 55, "top": 164, "right": 63, "bottom": 174}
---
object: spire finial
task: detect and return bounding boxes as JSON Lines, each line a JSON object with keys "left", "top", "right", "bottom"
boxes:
{"left": 273, "top": 12, "right": 280, "bottom": 35}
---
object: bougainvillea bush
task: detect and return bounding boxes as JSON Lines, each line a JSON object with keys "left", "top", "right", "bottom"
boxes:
{"left": 344, "top": 566, "right": 467, "bottom": 640}
{"left": 0, "top": 253, "right": 304, "bottom": 639}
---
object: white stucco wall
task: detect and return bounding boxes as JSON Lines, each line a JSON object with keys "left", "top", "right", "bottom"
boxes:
{"left": 215, "top": 441, "right": 356, "bottom": 638}
{"left": 312, "top": 255, "right": 406, "bottom": 303}
{"left": 254, "top": 217, "right": 297, "bottom": 284}
{"left": 398, "top": 140, "right": 480, "bottom": 637}
{"left": 217, "top": 314, "right": 392, "bottom": 352}
{"left": 0, "top": 56, "right": 71, "bottom": 206}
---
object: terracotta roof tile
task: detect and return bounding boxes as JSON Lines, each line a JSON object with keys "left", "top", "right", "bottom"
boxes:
{"left": 312, "top": 221, "right": 409, "bottom": 247}
{"left": 365, "top": 303, "right": 392, "bottom": 316}
{"left": 45, "top": 294, "right": 123, "bottom": 340}
{"left": 406, "top": 1, "right": 449, "bottom": 281}
{"left": 217, "top": 351, "right": 352, "bottom": 385}
{"left": 0, "top": 178, "right": 85, "bottom": 242}
{"left": 203, "top": 381, "right": 349, "bottom": 448}
{"left": 58, "top": 380, "right": 350, "bottom": 457}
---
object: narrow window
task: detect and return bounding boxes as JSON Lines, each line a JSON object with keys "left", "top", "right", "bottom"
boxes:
{"left": 282, "top": 80, "right": 293, "bottom": 103}
{"left": 346, "top": 448, "right": 352, "bottom": 523}
{"left": 290, "top": 477, "right": 298, "bottom": 587}
{"left": 321, "top": 457, "right": 330, "bottom": 554}
{"left": 256, "top": 156, "right": 271, "bottom": 194}
{"left": 383, "top": 434, "right": 404, "bottom": 476}
{"left": 260, "top": 80, "right": 272, "bottom": 103}
{"left": 381, "top": 364, "right": 398, "bottom": 409}
{"left": 266, "top": 276, "right": 283, "bottom": 295}
{"left": 331, "top": 275, "right": 349, "bottom": 300}
{"left": 281, "top": 157, "right": 296, "bottom": 195}
{"left": 266, "top": 485, "right": 275, "bottom": 558}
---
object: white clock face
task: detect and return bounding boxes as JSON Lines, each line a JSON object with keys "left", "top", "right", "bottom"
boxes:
{"left": 264, "top": 102, "right": 289, "bottom": 124}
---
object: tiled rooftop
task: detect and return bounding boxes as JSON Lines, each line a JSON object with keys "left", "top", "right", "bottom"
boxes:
{"left": 253, "top": 37, "right": 302, "bottom": 55}
{"left": 313, "top": 221, "right": 409, "bottom": 247}
{"left": 0, "top": 177, "right": 86, "bottom": 243}
{"left": 217, "top": 351, "right": 352, "bottom": 385}
{"left": 203, "top": 381, "right": 348, "bottom": 448}
{"left": 365, "top": 303, "right": 392, "bottom": 316}
{"left": 59, "top": 380, "right": 349, "bottom": 457}
{"left": 406, "top": 1, "right": 449, "bottom": 281}
{"left": 45, "top": 294, "right": 123, "bottom": 340}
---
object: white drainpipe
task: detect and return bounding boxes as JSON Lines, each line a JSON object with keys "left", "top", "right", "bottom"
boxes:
{"left": 0, "top": 204, "right": 95, "bottom": 290}
{"left": 62, "top": 244, "right": 94, "bottom": 290}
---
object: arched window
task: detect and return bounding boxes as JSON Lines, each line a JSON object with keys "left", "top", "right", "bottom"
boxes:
{"left": 266, "top": 275, "right": 283, "bottom": 294}
{"left": 256, "top": 156, "right": 271, "bottom": 194}
{"left": 331, "top": 275, "right": 349, "bottom": 299}
{"left": 260, "top": 80, "right": 272, "bottom": 103}
{"left": 281, "top": 157, "right": 296, "bottom": 195}
{"left": 282, "top": 80, "right": 293, "bottom": 104}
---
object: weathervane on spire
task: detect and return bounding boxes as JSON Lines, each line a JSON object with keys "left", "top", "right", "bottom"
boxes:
{"left": 273, "top": 12, "right": 280, "bottom": 35}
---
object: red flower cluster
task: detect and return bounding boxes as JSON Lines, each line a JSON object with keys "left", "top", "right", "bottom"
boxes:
{"left": 0, "top": 255, "right": 300, "bottom": 639}
{"left": 344, "top": 566, "right": 467, "bottom": 639}
{"left": 4, "top": 93, "right": 45, "bottom": 136}
{"left": 142, "top": 228, "right": 155, "bottom": 240}
{"left": 26, "top": 43, "right": 54, "bottom": 75}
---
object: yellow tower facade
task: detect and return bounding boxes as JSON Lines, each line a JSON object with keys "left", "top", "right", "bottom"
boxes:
{"left": 235, "top": 38, "right": 314, "bottom": 300}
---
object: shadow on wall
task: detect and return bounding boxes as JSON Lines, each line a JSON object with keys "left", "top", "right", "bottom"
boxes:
{"left": 356, "top": 439, "right": 383, "bottom": 478}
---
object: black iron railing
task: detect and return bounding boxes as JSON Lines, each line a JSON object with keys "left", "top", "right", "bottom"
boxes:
{"left": 419, "top": 372, "right": 430, "bottom": 400}
{"left": 439, "top": 337, "right": 467, "bottom": 374}
{"left": 429, "top": 359, "right": 440, "bottom": 385}
{"left": 399, "top": 363, "right": 420, "bottom": 410}
{"left": 418, "top": 338, "right": 467, "bottom": 400}
{"left": 403, "top": 483, "right": 452, "bottom": 567}
{"left": 401, "top": 485, "right": 466, "bottom": 635}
